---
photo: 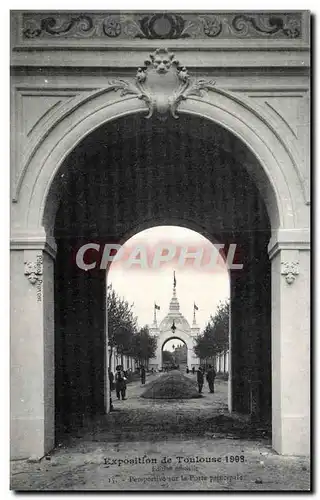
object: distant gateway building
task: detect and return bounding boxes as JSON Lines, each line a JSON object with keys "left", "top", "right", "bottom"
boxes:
{"left": 149, "top": 276, "right": 200, "bottom": 370}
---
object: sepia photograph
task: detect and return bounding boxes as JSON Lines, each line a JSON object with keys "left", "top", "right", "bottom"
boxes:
{"left": 9, "top": 8, "right": 311, "bottom": 491}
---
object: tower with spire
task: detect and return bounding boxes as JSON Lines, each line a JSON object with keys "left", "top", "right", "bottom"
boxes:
{"left": 149, "top": 271, "right": 200, "bottom": 370}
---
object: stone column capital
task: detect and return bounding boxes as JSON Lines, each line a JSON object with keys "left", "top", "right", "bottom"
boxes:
{"left": 10, "top": 230, "right": 57, "bottom": 260}
{"left": 268, "top": 229, "right": 310, "bottom": 260}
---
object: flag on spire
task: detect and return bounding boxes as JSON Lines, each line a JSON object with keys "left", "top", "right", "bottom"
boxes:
{"left": 154, "top": 303, "right": 160, "bottom": 310}
{"left": 173, "top": 270, "right": 176, "bottom": 288}
{"left": 194, "top": 303, "right": 199, "bottom": 311}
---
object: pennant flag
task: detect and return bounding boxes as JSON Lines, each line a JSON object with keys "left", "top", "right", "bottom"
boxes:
{"left": 173, "top": 270, "right": 176, "bottom": 288}
{"left": 155, "top": 303, "right": 160, "bottom": 310}
{"left": 194, "top": 303, "right": 199, "bottom": 311}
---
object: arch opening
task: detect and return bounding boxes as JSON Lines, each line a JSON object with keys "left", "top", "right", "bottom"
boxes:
{"left": 162, "top": 338, "right": 188, "bottom": 371}
{"left": 51, "top": 111, "right": 271, "bottom": 442}
{"left": 107, "top": 222, "right": 230, "bottom": 408}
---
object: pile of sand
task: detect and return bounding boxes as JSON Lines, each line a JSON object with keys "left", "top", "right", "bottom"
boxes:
{"left": 141, "top": 370, "right": 201, "bottom": 399}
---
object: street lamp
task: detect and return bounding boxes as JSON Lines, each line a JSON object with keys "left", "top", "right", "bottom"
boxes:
{"left": 171, "top": 321, "right": 177, "bottom": 367}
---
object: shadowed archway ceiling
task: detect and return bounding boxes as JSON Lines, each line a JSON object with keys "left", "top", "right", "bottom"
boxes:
{"left": 54, "top": 113, "right": 270, "bottom": 242}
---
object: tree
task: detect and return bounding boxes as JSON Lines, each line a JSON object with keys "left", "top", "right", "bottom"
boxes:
{"left": 209, "top": 300, "right": 229, "bottom": 354}
{"left": 193, "top": 300, "right": 229, "bottom": 361}
{"left": 107, "top": 285, "right": 137, "bottom": 368}
{"left": 131, "top": 326, "right": 157, "bottom": 367}
{"left": 193, "top": 331, "right": 216, "bottom": 361}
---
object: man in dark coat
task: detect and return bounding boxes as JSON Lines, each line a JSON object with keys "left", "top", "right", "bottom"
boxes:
{"left": 115, "top": 365, "right": 127, "bottom": 400}
{"left": 206, "top": 365, "right": 216, "bottom": 393}
{"left": 140, "top": 365, "right": 146, "bottom": 385}
{"left": 197, "top": 367, "right": 204, "bottom": 394}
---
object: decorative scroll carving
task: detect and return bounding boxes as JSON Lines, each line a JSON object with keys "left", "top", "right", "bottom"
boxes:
{"left": 231, "top": 14, "right": 300, "bottom": 39}
{"left": 110, "top": 48, "right": 215, "bottom": 120}
{"left": 22, "top": 12, "right": 302, "bottom": 40}
{"left": 24, "top": 255, "right": 43, "bottom": 285}
{"left": 281, "top": 261, "right": 299, "bottom": 284}
{"left": 23, "top": 15, "right": 94, "bottom": 39}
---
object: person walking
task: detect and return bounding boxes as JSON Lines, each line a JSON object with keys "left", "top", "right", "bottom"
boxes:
{"left": 197, "top": 366, "right": 204, "bottom": 394}
{"left": 192, "top": 366, "right": 195, "bottom": 375}
{"left": 140, "top": 365, "right": 146, "bottom": 385}
{"left": 206, "top": 364, "right": 216, "bottom": 393}
{"left": 115, "top": 365, "right": 127, "bottom": 400}
{"left": 186, "top": 366, "right": 190, "bottom": 374}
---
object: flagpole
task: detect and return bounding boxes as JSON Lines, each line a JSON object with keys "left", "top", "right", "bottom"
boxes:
{"left": 193, "top": 302, "right": 199, "bottom": 326}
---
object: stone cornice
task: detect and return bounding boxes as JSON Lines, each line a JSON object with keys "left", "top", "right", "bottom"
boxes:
{"left": 268, "top": 229, "right": 310, "bottom": 259}
{"left": 10, "top": 232, "right": 57, "bottom": 259}
{"left": 11, "top": 11, "right": 310, "bottom": 68}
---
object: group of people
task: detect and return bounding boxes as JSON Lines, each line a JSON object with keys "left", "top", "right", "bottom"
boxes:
{"left": 109, "top": 363, "right": 215, "bottom": 409}
{"left": 186, "top": 366, "right": 195, "bottom": 375}
{"left": 186, "top": 365, "right": 217, "bottom": 394}
{"left": 197, "top": 365, "right": 216, "bottom": 394}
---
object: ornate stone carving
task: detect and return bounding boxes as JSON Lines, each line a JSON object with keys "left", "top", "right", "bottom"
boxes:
{"left": 135, "top": 13, "right": 189, "bottom": 39}
{"left": 110, "top": 48, "right": 215, "bottom": 120}
{"left": 231, "top": 14, "right": 300, "bottom": 38}
{"left": 22, "top": 12, "right": 302, "bottom": 40}
{"left": 200, "top": 16, "right": 223, "bottom": 38}
{"left": 102, "top": 17, "right": 121, "bottom": 38}
{"left": 281, "top": 261, "right": 299, "bottom": 284}
{"left": 24, "top": 255, "right": 43, "bottom": 285}
{"left": 23, "top": 14, "right": 94, "bottom": 39}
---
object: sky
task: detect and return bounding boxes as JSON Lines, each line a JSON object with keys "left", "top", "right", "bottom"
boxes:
{"left": 108, "top": 226, "right": 230, "bottom": 334}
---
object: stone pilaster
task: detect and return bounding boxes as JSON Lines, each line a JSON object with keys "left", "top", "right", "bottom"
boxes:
{"left": 268, "top": 229, "right": 310, "bottom": 455}
{"left": 10, "top": 233, "right": 56, "bottom": 459}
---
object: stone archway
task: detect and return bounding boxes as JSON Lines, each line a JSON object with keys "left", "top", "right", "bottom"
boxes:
{"left": 11, "top": 48, "right": 310, "bottom": 459}
{"left": 157, "top": 333, "right": 198, "bottom": 371}
{"left": 160, "top": 337, "right": 190, "bottom": 370}
{"left": 155, "top": 327, "right": 199, "bottom": 370}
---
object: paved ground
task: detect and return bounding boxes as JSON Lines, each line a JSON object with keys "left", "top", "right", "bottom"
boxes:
{"left": 11, "top": 372, "right": 310, "bottom": 491}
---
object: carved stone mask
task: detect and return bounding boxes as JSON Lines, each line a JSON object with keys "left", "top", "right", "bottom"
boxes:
{"left": 286, "top": 273, "right": 295, "bottom": 285}
{"left": 150, "top": 50, "right": 175, "bottom": 74}
{"left": 28, "top": 273, "right": 38, "bottom": 284}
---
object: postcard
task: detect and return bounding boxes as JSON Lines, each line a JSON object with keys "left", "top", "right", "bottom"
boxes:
{"left": 10, "top": 9, "right": 311, "bottom": 491}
